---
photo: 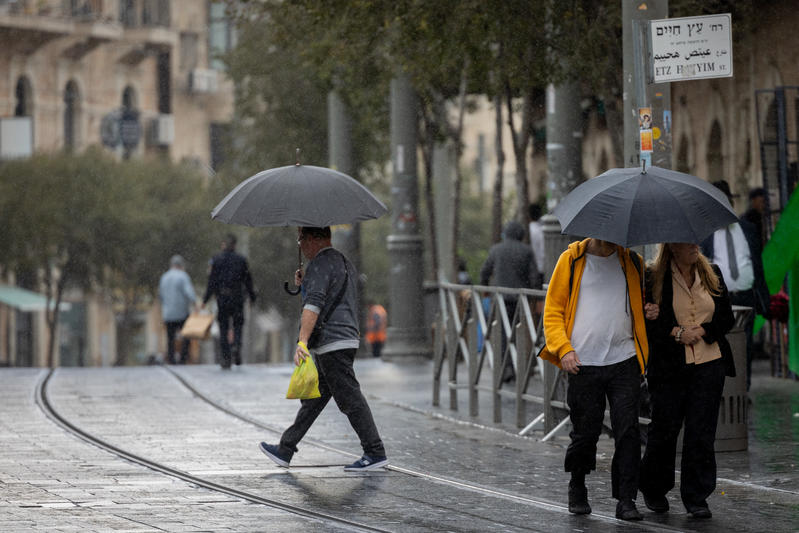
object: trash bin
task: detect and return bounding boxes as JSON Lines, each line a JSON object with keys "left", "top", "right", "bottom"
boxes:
{"left": 714, "top": 310, "right": 749, "bottom": 452}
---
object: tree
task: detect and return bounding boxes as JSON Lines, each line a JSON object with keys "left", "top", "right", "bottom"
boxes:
{"left": 0, "top": 150, "right": 224, "bottom": 366}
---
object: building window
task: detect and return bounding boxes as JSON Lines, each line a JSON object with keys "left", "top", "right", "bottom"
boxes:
{"left": 179, "top": 32, "right": 199, "bottom": 72}
{"left": 157, "top": 51, "right": 171, "bottom": 114}
{"left": 676, "top": 135, "right": 690, "bottom": 174}
{"left": 208, "top": 1, "right": 236, "bottom": 71}
{"left": 210, "top": 122, "right": 231, "bottom": 171}
{"left": 119, "top": 0, "right": 136, "bottom": 27}
{"left": 15, "top": 76, "right": 33, "bottom": 117}
{"left": 706, "top": 120, "right": 723, "bottom": 182}
{"left": 64, "top": 80, "right": 80, "bottom": 152}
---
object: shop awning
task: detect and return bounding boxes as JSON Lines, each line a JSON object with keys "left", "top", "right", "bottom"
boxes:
{"left": 0, "top": 286, "right": 71, "bottom": 312}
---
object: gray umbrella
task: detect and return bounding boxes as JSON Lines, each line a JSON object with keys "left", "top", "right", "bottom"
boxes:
{"left": 554, "top": 165, "right": 738, "bottom": 247}
{"left": 211, "top": 164, "right": 387, "bottom": 227}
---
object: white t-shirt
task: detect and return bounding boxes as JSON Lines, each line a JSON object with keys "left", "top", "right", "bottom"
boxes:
{"left": 570, "top": 252, "right": 636, "bottom": 366}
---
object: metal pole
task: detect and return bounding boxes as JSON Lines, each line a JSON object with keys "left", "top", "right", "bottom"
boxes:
{"left": 328, "top": 89, "right": 367, "bottom": 355}
{"left": 623, "top": 0, "right": 671, "bottom": 170}
{"left": 383, "top": 74, "right": 431, "bottom": 361}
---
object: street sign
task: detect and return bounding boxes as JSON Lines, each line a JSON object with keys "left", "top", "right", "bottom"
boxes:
{"left": 649, "top": 13, "right": 732, "bottom": 83}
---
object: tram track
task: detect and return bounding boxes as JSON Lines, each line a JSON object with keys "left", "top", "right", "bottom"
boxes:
{"left": 164, "top": 366, "right": 694, "bottom": 533}
{"left": 35, "top": 368, "right": 390, "bottom": 533}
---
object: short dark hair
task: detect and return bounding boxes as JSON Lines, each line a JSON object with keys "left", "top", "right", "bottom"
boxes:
{"left": 749, "top": 187, "right": 766, "bottom": 200}
{"left": 528, "top": 203, "right": 542, "bottom": 221}
{"left": 300, "top": 226, "right": 331, "bottom": 240}
{"left": 224, "top": 233, "right": 237, "bottom": 248}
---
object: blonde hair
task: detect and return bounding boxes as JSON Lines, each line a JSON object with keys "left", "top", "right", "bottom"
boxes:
{"left": 649, "top": 243, "right": 721, "bottom": 305}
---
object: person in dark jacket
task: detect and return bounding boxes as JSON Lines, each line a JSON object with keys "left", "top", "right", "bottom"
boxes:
{"left": 640, "top": 242, "right": 734, "bottom": 519}
{"left": 480, "top": 221, "right": 540, "bottom": 382}
{"left": 203, "top": 234, "right": 256, "bottom": 369}
{"left": 700, "top": 180, "right": 769, "bottom": 390}
{"left": 258, "top": 227, "right": 387, "bottom": 472}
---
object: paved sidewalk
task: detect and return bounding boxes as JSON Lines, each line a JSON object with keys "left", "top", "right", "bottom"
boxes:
{"left": 0, "top": 358, "right": 796, "bottom": 532}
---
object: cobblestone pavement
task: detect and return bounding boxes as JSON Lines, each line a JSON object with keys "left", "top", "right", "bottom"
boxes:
{"left": 0, "top": 358, "right": 796, "bottom": 532}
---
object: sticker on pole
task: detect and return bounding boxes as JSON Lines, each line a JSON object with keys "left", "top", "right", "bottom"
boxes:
{"left": 649, "top": 13, "right": 732, "bottom": 83}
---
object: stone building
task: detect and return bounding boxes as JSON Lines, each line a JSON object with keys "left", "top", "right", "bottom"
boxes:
{"left": 0, "top": 0, "right": 236, "bottom": 366}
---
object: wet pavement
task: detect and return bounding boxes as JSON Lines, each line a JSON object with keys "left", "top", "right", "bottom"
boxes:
{"left": 0, "top": 358, "right": 797, "bottom": 532}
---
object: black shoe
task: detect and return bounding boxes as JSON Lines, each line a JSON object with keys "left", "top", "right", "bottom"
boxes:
{"left": 643, "top": 493, "right": 669, "bottom": 513}
{"left": 687, "top": 504, "right": 712, "bottom": 519}
{"left": 259, "top": 442, "right": 290, "bottom": 467}
{"left": 233, "top": 346, "right": 241, "bottom": 366}
{"left": 568, "top": 480, "right": 591, "bottom": 515}
{"left": 616, "top": 499, "right": 643, "bottom": 521}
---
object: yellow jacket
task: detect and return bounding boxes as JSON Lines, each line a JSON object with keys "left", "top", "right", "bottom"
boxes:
{"left": 539, "top": 239, "right": 649, "bottom": 374}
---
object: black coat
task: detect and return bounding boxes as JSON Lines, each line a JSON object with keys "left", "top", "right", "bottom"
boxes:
{"left": 203, "top": 250, "right": 256, "bottom": 309}
{"left": 646, "top": 264, "right": 736, "bottom": 380}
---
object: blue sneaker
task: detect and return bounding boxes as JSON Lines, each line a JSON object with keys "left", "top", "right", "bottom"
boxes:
{"left": 344, "top": 454, "right": 388, "bottom": 472}
{"left": 259, "top": 442, "right": 290, "bottom": 467}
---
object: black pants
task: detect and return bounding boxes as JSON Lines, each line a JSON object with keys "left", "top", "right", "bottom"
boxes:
{"left": 278, "top": 348, "right": 385, "bottom": 459}
{"left": 217, "top": 305, "right": 244, "bottom": 363}
{"left": 565, "top": 356, "right": 641, "bottom": 501}
{"left": 164, "top": 319, "right": 188, "bottom": 364}
{"left": 640, "top": 358, "right": 725, "bottom": 509}
{"left": 729, "top": 289, "right": 755, "bottom": 390}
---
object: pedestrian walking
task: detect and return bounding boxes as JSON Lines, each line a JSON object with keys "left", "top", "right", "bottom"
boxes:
{"left": 158, "top": 255, "right": 197, "bottom": 364}
{"left": 639, "top": 242, "right": 735, "bottom": 519}
{"left": 203, "top": 234, "right": 256, "bottom": 369}
{"left": 259, "top": 226, "right": 388, "bottom": 472}
{"left": 480, "top": 220, "right": 540, "bottom": 382}
{"left": 365, "top": 301, "right": 387, "bottom": 358}
{"left": 700, "top": 180, "right": 769, "bottom": 390}
{"left": 539, "top": 238, "right": 657, "bottom": 521}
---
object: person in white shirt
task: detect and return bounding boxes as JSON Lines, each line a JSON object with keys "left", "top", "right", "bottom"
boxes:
{"left": 700, "top": 180, "right": 770, "bottom": 391}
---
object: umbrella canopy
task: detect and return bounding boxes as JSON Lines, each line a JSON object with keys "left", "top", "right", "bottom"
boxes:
{"left": 554, "top": 166, "right": 738, "bottom": 247}
{"left": 211, "top": 164, "right": 388, "bottom": 227}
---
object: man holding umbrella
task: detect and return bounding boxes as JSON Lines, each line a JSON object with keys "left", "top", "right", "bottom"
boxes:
{"left": 540, "top": 237, "right": 656, "bottom": 520}
{"left": 259, "top": 226, "right": 388, "bottom": 472}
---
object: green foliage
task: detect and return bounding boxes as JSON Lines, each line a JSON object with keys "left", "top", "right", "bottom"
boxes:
{"left": 0, "top": 151, "right": 225, "bottom": 363}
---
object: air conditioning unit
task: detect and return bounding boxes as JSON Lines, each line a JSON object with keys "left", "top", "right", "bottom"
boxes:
{"left": 149, "top": 114, "right": 174, "bottom": 146}
{"left": 188, "top": 68, "right": 218, "bottom": 94}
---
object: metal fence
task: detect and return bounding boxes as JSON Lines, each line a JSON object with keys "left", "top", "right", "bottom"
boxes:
{"left": 432, "top": 281, "right": 571, "bottom": 439}
{"left": 432, "top": 280, "right": 753, "bottom": 443}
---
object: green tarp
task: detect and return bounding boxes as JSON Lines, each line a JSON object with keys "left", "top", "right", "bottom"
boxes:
{"left": 762, "top": 188, "right": 799, "bottom": 375}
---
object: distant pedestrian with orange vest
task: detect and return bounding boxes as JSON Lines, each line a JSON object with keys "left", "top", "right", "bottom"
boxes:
{"left": 365, "top": 302, "right": 387, "bottom": 358}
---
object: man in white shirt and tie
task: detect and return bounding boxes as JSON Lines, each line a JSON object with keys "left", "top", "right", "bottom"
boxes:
{"left": 700, "top": 180, "right": 770, "bottom": 391}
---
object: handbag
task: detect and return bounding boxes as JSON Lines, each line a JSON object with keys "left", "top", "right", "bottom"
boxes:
{"left": 180, "top": 312, "right": 214, "bottom": 340}
{"left": 286, "top": 356, "right": 321, "bottom": 399}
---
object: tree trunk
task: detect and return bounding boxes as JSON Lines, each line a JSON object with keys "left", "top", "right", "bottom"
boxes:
{"left": 44, "top": 266, "right": 68, "bottom": 369}
{"left": 491, "top": 91, "right": 504, "bottom": 244}
{"left": 449, "top": 66, "right": 469, "bottom": 275}
{"left": 505, "top": 82, "right": 532, "bottom": 226}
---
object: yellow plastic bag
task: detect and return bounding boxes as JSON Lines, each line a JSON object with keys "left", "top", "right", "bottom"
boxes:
{"left": 286, "top": 356, "right": 321, "bottom": 399}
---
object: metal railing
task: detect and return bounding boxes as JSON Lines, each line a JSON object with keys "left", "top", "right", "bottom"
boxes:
{"left": 432, "top": 281, "right": 571, "bottom": 438}
{"left": 433, "top": 280, "right": 754, "bottom": 441}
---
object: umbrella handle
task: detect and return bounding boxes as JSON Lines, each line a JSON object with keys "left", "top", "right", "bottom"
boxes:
{"left": 283, "top": 282, "right": 301, "bottom": 296}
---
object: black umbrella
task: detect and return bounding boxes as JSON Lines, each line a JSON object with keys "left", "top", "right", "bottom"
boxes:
{"left": 211, "top": 160, "right": 387, "bottom": 294}
{"left": 554, "top": 165, "right": 738, "bottom": 247}
{"left": 211, "top": 164, "right": 387, "bottom": 227}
